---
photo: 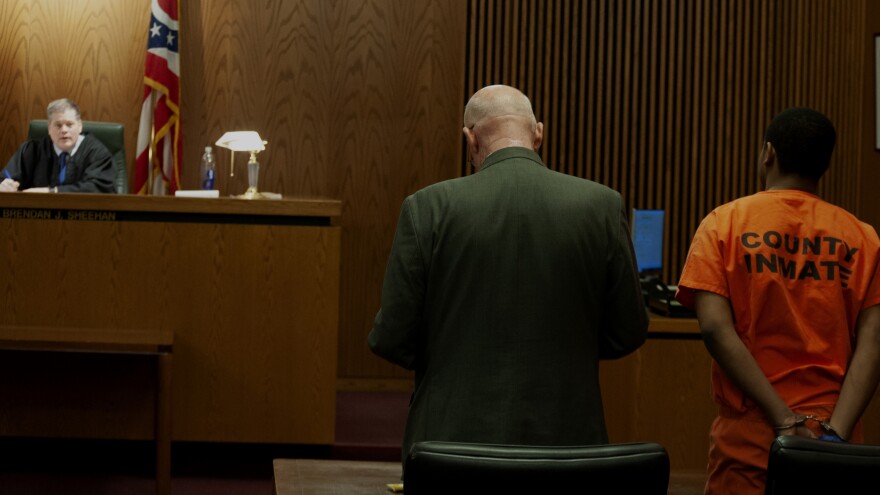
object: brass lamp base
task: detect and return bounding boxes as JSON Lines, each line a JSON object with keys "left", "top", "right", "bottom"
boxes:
{"left": 237, "top": 187, "right": 265, "bottom": 200}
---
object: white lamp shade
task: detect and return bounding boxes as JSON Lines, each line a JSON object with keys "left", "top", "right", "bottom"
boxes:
{"left": 215, "top": 131, "right": 267, "bottom": 151}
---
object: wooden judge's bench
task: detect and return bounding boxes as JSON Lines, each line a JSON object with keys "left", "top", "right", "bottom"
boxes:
{"left": 0, "top": 193, "right": 341, "bottom": 445}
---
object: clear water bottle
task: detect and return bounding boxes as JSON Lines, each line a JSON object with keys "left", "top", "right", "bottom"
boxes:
{"left": 200, "top": 146, "right": 216, "bottom": 190}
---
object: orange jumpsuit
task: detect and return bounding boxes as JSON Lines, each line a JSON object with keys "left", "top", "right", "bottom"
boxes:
{"left": 676, "top": 190, "right": 880, "bottom": 495}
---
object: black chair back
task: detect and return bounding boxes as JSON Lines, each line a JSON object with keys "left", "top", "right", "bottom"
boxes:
{"left": 404, "top": 441, "right": 670, "bottom": 494}
{"left": 766, "top": 435, "right": 880, "bottom": 495}
{"left": 28, "top": 119, "right": 128, "bottom": 194}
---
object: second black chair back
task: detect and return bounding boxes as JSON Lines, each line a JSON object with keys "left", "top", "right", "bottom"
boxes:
{"left": 766, "top": 435, "right": 880, "bottom": 495}
{"left": 404, "top": 441, "right": 670, "bottom": 494}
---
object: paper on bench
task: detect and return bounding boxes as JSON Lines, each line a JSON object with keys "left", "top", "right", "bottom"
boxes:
{"left": 175, "top": 190, "right": 220, "bottom": 198}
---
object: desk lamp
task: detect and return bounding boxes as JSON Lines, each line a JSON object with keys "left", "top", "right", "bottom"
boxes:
{"left": 215, "top": 131, "right": 268, "bottom": 199}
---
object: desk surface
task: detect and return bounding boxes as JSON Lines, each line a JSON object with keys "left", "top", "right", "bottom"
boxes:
{"left": 648, "top": 313, "right": 700, "bottom": 335}
{"left": 0, "top": 192, "right": 342, "bottom": 218}
{"left": 0, "top": 325, "right": 173, "bottom": 353}
{"left": 272, "top": 459, "right": 708, "bottom": 495}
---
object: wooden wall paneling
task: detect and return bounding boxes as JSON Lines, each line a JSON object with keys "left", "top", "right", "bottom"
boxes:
{"left": 0, "top": 0, "right": 29, "bottom": 157}
{"left": 861, "top": 0, "right": 880, "bottom": 443}
{"left": 718, "top": 0, "right": 733, "bottom": 272}
{"left": 737, "top": 0, "right": 755, "bottom": 199}
{"left": 843, "top": 2, "right": 865, "bottom": 211}
{"left": 501, "top": 1, "right": 514, "bottom": 86}
{"left": 687, "top": 0, "right": 704, "bottom": 249}
{"left": 620, "top": 1, "right": 635, "bottom": 203}
{"left": 659, "top": 0, "right": 676, "bottom": 280}
{"left": 671, "top": 0, "right": 687, "bottom": 282}
{"left": 563, "top": 1, "right": 573, "bottom": 178}
{"left": 609, "top": 0, "right": 623, "bottom": 193}
{"left": 326, "top": 0, "right": 395, "bottom": 378}
{"left": 427, "top": 0, "right": 470, "bottom": 210}
{"left": 577, "top": 1, "right": 591, "bottom": 182}
{"left": 585, "top": 0, "right": 599, "bottom": 184}
{"left": 731, "top": 2, "right": 745, "bottom": 206}
{"left": 703, "top": 0, "right": 719, "bottom": 227}
{"left": 841, "top": 3, "right": 857, "bottom": 208}
{"left": 647, "top": 0, "right": 661, "bottom": 245}
{"left": 641, "top": 0, "right": 656, "bottom": 210}
{"left": 173, "top": 0, "right": 467, "bottom": 381}
{"left": 556, "top": 1, "right": 569, "bottom": 177}
{"left": 861, "top": 0, "right": 880, "bottom": 228}
{"left": 545, "top": 0, "right": 557, "bottom": 174}
{"left": 332, "top": 0, "right": 468, "bottom": 379}
{"left": 507, "top": 0, "right": 520, "bottom": 84}
{"left": 828, "top": 3, "right": 843, "bottom": 209}
{"left": 180, "top": 0, "right": 222, "bottom": 192}
{"left": 692, "top": 2, "right": 713, "bottom": 229}
{"left": 489, "top": 0, "right": 500, "bottom": 85}
{"left": 594, "top": 0, "right": 608, "bottom": 187}
{"left": 535, "top": 0, "right": 549, "bottom": 168}
{"left": 22, "top": 1, "right": 64, "bottom": 119}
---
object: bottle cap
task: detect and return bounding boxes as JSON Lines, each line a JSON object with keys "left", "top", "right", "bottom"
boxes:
{"left": 205, "top": 146, "right": 212, "bottom": 153}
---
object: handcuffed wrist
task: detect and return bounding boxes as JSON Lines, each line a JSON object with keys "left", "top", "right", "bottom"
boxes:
{"left": 818, "top": 419, "right": 847, "bottom": 441}
{"left": 772, "top": 414, "right": 847, "bottom": 441}
{"left": 774, "top": 414, "right": 808, "bottom": 431}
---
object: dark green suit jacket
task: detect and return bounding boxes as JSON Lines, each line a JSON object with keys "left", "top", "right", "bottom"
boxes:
{"left": 369, "top": 147, "right": 648, "bottom": 464}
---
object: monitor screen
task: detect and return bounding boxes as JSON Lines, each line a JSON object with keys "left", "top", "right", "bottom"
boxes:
{"left": 631, "top": 209, "right": 665, "bottom": 274}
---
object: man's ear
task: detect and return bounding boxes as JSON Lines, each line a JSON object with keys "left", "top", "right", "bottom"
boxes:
{"left": 533, "top": 122, "right": 544, "bottom": 151}
{"left": 463, "top": 126, "right": 479, "bottom": 157}
{"left": 762, "top": 142, "right": 776, "bottom": 167}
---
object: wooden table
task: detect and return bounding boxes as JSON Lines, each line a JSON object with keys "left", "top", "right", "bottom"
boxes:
{"left": 272, "top": 458, "right": 707, "bottom": 495}
{"left": 0, "top": 193, "right": 341, "bottom": 444}
{"left": 0, "top": 325, "right": 173, "bottom": 495}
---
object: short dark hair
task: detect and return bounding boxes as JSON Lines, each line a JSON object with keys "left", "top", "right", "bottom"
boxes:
{"left": 764, "top": 107, "right": 836, "bottom": 181}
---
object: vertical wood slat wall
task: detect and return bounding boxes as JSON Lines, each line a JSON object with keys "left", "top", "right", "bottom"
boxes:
{"left": 464, "top": 0, "right": 865, "bottom": 284}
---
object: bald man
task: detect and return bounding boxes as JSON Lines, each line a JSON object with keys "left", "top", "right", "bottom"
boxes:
{"left": 369, "top": 85, "right": 648, "bottom": 467}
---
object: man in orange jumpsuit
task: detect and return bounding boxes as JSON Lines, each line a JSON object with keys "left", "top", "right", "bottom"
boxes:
{"left": 676, "top": 107, "right": 880, "bottom": 495}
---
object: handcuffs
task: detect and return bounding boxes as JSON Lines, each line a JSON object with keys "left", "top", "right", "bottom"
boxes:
{"left": 773, "top": 414, "right": 845, "bottom": 442}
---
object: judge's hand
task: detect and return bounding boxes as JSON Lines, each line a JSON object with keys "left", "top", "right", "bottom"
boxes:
{"left": 0, "top": 178, "right": 20, "bottom": 192}
{"left": 22, "top": 187, "right": 51, "bottom": 193}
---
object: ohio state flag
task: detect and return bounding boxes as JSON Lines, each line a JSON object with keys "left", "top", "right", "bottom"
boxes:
{"left": 135, "top": 0, "right": 181, "bottom": 195}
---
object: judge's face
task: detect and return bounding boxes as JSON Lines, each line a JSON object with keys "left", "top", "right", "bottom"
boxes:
{"left": 48, "top": 109, "right": 82, "bottom": 153}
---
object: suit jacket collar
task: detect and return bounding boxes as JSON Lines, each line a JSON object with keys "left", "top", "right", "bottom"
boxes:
{"left": 480, "top": 147, "right": 546, "bottom": 172}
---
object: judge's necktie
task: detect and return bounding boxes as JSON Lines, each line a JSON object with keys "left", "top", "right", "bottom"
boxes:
{"left": 59, "top": 152, "right": 68, "bottom": 184}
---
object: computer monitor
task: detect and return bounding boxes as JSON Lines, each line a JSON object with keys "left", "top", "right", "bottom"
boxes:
{"left": 631, "top": 209, "right": 665, "bottom": 275}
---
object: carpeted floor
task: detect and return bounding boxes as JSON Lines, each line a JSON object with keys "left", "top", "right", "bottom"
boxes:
{"left": 0, "top": 391, "right": 411, "bottom": 495}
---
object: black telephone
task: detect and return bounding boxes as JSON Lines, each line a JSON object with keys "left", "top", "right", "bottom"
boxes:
{"left": 640, "top": 276, "right": 695, "bottom": 318}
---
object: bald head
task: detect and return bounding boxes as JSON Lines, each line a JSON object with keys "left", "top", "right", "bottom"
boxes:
{"left": 464, "top": 85, "right": 537, "bottom": 128}
{"left": 462, "top": 85, "right": 543, "bottom": 171}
